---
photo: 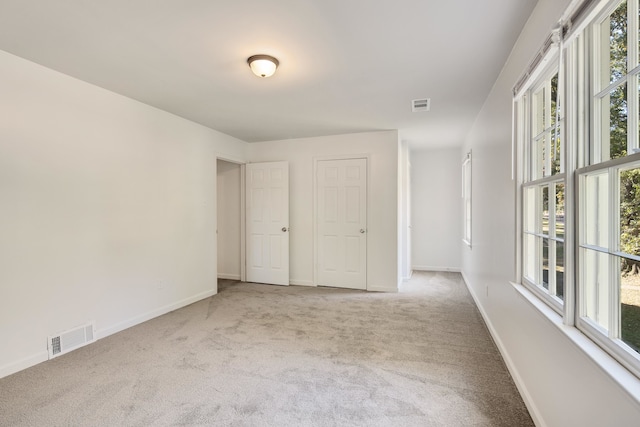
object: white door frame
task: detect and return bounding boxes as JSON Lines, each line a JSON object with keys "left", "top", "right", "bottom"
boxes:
{"left": 216, "top": 155, "right": 246, "bottom": 283}
{"left": 313, "top": 154, "right": 370, "bottom": 289}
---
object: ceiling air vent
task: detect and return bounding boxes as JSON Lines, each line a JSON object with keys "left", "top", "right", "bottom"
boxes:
{"left": 412, "top": 98, "right": 431, "bottom": 112}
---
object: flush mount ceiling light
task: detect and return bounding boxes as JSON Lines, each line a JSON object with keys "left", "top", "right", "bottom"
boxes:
{"left": 247, "top": 54, "right": 279, "bottom": 78}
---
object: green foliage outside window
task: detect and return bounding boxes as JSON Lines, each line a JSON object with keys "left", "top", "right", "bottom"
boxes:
{"left": 609, "top": 2, "right": 639, "bottom": 274}
{"left": 621, "top": 169, "right": 640, "bottom": 274}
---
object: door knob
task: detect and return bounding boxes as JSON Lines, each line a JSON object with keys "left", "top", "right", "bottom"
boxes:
{"left": 360, "top": 229, "right": 366, "bottom": 233}
{"left": 282, "top": 227, "right": 288, "bottom": 232}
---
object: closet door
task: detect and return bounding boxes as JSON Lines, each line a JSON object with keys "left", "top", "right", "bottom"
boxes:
{"left": 317, "top": 158, "right": 367, "bottom": 290}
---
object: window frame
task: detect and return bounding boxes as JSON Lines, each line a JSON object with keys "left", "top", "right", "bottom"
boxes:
{"left": 519, "top": 59, "right": 567, "bottom": 314}
{"left": 575, "top": 0, "right": 640, "bottom": 378}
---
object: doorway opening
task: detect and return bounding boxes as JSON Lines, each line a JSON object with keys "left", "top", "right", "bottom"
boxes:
{"left": 217, "top": 159, "right": 243, "bottom": 287}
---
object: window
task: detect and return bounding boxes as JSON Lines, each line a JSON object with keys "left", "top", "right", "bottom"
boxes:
{"left": 516, "top": 0, "right": 640, "bottom": 376}
{"left": 576, "top": 0, "right": 640, "bottom": 373}
{"left": 463, "top": 151, "right": 472, "bottom": 247}
{"left": 521, "top": 66, "right": 566, "bottom": 311}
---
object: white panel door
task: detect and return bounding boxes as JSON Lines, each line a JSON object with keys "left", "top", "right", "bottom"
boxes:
{"left": 246, "top": 162, "right": 289, "bottom": 286}
{"left": 317, "top": 158, "right": 367, "bottom": 289}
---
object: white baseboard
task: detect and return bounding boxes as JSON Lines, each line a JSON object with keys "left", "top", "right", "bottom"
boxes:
{"left": 290, "top": 279, "right": 315, "bottom": 287}
{"left": 0, "top": 289, "right": 217, "bottom": 380}
{"left": 367, "top": 284, "right": 398, "bottom": 293}
{"left": 96, "top": 288, "right": 217, "bottom": 340}
{"left": 460, "top": 272, "right": 546, "bottom": 427}
{"left": 218, "top": 273, "right": 241, "bottom": 280}
{"left": 0, "top": 351, "right": 49, "bottom": 379}
{"left": 412, "top": 265, "right": 461, "bottom": 273}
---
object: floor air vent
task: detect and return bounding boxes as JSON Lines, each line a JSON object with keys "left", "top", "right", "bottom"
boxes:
{"left": 48, "top": 322, "right": 95, "bottom": 359}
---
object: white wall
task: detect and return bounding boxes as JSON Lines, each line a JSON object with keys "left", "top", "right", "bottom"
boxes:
{"left": 410, "top": 148, "right": 462, "bottom": 272}
{"left": 0, "top": 50, "right": 248, "bottom": 378}
{"left": 248, "top": 131, "right": 399, "bottom": 291}
{"left": 462, "top": 0, "right": 640, "bottom": 425}
{"left": 216, "top": 160, "right": 242, "bottom": 280}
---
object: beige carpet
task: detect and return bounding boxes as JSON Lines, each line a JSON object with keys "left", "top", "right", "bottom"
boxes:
{"left": 0, "top": 272, "right": 533, "bottom": 426}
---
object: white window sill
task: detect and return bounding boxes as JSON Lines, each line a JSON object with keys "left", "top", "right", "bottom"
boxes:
{"left": 511, "top": 281, "right": 640, "bottom": 406}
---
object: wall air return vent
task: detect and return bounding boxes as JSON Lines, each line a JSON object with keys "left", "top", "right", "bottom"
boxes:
{"left": 412, "top": 98, "right": 431, "bottom": 112}
{"left": 48, "top": 321, "right": 95, "bottom": 359}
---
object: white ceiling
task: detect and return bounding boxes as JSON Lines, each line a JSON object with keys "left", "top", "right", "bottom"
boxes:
{"left": 0, "top": 0, "right": 537, "bottom": 148}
